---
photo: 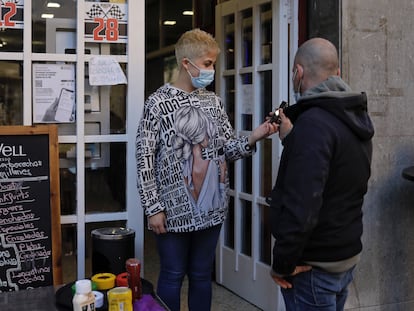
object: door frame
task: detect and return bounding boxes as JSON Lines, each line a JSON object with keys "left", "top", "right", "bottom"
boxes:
{"left": 214, "top": 0, "right": 298, "bottom": 310}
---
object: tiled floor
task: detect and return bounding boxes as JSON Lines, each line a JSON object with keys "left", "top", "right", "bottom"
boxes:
{"left": 143, "top": 230, "right": 262, "bottom": 311}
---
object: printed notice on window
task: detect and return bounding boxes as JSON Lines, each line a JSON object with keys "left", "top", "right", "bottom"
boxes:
{"left": 89, "top": 56, "right": 127, "bottom": 86}
{"left": 32, "top": 64, "right": 76, "bottom": 123}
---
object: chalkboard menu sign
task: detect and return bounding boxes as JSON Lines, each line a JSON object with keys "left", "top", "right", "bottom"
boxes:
{"left": 0, "top": 125, "right": 62, "bottom": 291}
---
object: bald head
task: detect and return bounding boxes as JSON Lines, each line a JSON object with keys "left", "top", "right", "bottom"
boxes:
{"left": 293, "top": 38, "right": 339, "bottom": 91}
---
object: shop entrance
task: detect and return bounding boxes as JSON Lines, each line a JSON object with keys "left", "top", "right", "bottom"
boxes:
{"left": 214, "top": 1, "right": 297, "bottom": 309}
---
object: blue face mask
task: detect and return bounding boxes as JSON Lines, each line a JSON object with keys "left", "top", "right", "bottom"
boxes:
{"left": 187, "top": 59, "right": 215, "bottom": 89}
{"left": 293, "top": 91, "right": 301, "bottom": 102}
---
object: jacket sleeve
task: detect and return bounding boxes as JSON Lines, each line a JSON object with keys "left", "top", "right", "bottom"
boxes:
{"left": 135, "top": 98, "right": 164, "bottom": 217}
{"left": 271, "top": 111, "right": 334, "bottom": 275}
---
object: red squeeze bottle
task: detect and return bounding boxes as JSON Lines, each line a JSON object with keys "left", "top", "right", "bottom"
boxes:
{"left": 126, "top": 258, "right": 142, "bottom": 301}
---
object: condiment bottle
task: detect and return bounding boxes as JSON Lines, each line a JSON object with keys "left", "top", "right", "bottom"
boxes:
{"left": 73, "top": 279, "right": 96, "bottom": 311}
{"left": 107, "top": 287, "right": 133, "bottom": 311}
{"left": 126, "top": 258, "right": 142, "bottom": 301}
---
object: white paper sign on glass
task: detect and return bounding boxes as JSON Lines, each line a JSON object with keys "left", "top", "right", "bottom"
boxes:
{"left": 89, "top": 56, "right": 127, "bottom": 86}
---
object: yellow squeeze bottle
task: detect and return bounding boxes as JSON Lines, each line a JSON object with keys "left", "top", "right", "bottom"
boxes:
{"left": 107, "top": 287, "right": 133, "bottom": 311}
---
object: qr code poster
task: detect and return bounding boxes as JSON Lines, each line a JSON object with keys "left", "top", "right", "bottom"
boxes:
{"left": 84, "top": 2, "right": 128, "bottom": 43}
{"left": 32, "top": 64, "right": 76, "bottom": 123}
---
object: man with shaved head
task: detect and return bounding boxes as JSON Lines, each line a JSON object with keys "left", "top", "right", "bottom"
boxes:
{"left": 268, "top": 38, "right": 374, "bottom": 310}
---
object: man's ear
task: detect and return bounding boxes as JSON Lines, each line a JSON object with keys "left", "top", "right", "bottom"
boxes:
{"left": 296, "top": 64, "right": 304, "bottom": 79}
{"left": 337, "top": 67, "right": 341, "bottom": 76}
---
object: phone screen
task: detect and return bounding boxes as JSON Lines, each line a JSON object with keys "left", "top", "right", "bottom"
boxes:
{"left": 55, "top": 88, "right": 75, "bottom": 122}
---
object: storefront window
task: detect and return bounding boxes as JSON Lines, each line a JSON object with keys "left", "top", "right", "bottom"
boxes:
{"left": 259, "top": 203, "right": 271, "bottom": 264}
{"left": 0, "top": 29, "right": 23, "bottom": 52}
{"left": 85, "top": 62, "right": 127, "bottom": 136}
{"left": 32, "top": 1, "right": 129, "bottom": 55}
{"left": 260, "top": 2, "right": 272, "bottom": 64}
{"left": 60, "top": 143, "right": 77, "bottom": 216}
{"left": 223, "top": 14, "right": 235, "bottom": 70}
{"left": 240, "top": 200, "right": 252, "bottom": 256}
{"left": 0, "top": 61, "right": 23, "bottom": 125}
{"left": 241, "top": 8, "right": 253, "bottom": 68}
{"left": 241, "top": 156, "right": 252, "bottom": 193}
{"left": 241, "top": 73, "right": 252, "bottom": 131}
{"left": 32, "top": 0, "right": 77, "bottom": 53}
{"left": 0, "top": 0, "right": 143, "bottom": 285}
{"left": 85, "top": 142, "right": 126, "bottom": 213}
{"left": 224, "top": 196, "right": 235, "bottom": 248}
{"left": 61, "top": 224, "right": 77, "bottom": 283}
{"left": 110, "top": 82, "right": 126, "bottom": 134}
{"left": 146, "top": 0, "right": 193, "bottom": 53}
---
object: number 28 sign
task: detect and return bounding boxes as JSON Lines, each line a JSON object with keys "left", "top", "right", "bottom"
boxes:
{"left": 85, "top": 2, "right": 128, "bottom": 44}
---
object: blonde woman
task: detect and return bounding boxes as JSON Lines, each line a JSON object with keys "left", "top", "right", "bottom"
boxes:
{"left": 136, "top": 28, "right": 278, "bottom": 311}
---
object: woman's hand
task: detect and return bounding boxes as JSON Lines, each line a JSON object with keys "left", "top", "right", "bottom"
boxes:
{"left": 248, "top": 119, "right": 279, "bottom": 146}
{"left": 148, "top": 212, "right": 167, "bottom": 235}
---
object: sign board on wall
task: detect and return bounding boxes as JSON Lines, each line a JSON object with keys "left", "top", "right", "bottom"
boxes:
{"left": 84, "top": 2, "right": 128, "bottom": 43}
{"left": 0, "top": 0, "right": 24, "bottom": 29}
{"left": 0, "top": 125, "right": 62, "bottom": 291}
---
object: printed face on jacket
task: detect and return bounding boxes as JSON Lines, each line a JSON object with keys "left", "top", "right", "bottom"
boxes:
{"left": 172, "top": 105, "right": 227, "bottom": 215}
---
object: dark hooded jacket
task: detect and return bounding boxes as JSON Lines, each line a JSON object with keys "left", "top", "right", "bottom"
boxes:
{"left": 269, "top": 76, "right": 374, "bottom": 275}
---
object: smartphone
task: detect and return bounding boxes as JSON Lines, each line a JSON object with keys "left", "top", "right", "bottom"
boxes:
{"left": 54, "top": 88, "right": 75, "bottom": 122}
{"left": 269, "top": 101, "right": 289, "bottom": 124}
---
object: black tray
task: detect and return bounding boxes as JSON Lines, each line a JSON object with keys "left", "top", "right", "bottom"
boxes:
{"left": 55, "top": 278, "right": 154, "bottom": 311}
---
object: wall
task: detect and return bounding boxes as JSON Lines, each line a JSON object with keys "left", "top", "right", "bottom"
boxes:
{"left": 342, "top": 0, "right": 414, "bottom": 310}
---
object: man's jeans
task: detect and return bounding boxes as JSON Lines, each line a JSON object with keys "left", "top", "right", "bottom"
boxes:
{"left": 155, "top": 225, "right": 222, "bottom": 311}
{"left": 281, "top": 266, "right": 355, "bottom": 311}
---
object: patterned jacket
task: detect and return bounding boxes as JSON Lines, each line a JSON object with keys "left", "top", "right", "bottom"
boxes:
{"left": 136, "top": 84, "right": 254, "bottom": 232}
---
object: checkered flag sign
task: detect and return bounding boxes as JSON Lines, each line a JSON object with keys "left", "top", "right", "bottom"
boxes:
{"left": 108, "top": 5, "right": 125, "bottom": 20}
{"left": 84, "top": 2, "right": 128, "bottom": 43}
{"left": 87, "top": 4, "right": 125, "bottom": 20}
{"left": 86, "top": 4, "right": 105, "bottom": 19}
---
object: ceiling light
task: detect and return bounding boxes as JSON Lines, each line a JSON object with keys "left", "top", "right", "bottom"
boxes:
{"left": 47, "top": 2, "right": 61, "bottom": 8}
{"left": 183, "top": 11, "right": 193, "bottom": 16}
{"left": 163, "top": 20, "right": 176, "bottom": 26}
{"left": 41, "top": 13, "right": 54, "bottom": 19}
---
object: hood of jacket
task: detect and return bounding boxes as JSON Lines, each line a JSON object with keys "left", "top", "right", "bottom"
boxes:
{"left": 285, "top": 76, "right": 375, "bottom": 141}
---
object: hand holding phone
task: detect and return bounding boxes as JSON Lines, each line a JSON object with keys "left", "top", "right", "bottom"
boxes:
{"left": 269, "top": 101, "right": 289, "bottom": 124}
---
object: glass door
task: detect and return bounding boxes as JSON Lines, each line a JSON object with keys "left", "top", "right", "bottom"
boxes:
{"left": 215, "top": 0, "right": 297, "bottom": 310}
{"left": 0, "top": 0, "right": 145, "bottom": 282}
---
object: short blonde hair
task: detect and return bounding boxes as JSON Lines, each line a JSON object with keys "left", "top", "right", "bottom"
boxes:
{"left": 175, "top": 28, "right": 220, "bottom": 66}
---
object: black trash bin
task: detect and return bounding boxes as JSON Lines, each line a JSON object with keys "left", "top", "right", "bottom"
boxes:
{"left": 91, "top": 227, "right": 135, "bottom": 275}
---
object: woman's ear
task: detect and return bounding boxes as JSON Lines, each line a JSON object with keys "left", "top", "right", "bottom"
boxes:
{"left": 181, "top": 58, "right": 189, "bottom": 71}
